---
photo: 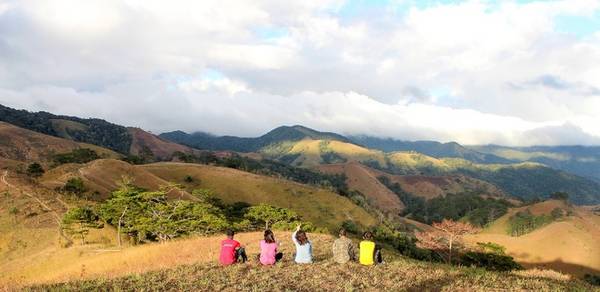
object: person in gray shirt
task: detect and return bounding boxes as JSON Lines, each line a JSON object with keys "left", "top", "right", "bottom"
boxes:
{"left": 332, "top": 228, "right": 356, "bottom": 263}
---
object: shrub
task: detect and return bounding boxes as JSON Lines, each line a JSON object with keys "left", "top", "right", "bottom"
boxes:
{"left": 341, "top": 220, "right": 361, "bottom": 235}
{"left": 53, "top": 148, "right": 100, "bottom": 165}
{"left": 584, "top": 274, "right": 600, "bottom": 286}
{"left": 461, "top": 251, "right": 522, "bottom": 271}
{"left": 26, "top": 162, "right": 45, "bottom": 178}
{"left": 63, "top": 177, "right": 87, "bottom": 196}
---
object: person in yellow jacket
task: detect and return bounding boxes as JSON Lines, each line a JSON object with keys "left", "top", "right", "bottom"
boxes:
{"left": 359, "top": 231, "right": 383, "bottom": 266}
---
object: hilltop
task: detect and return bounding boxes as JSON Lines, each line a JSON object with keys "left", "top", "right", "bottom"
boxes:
{"left": 19, "top": 232, "right": 596, "bottom": 291}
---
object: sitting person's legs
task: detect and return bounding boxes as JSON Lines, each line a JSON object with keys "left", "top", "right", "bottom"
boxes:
{"left": 236, "top": 247, "right": 247, "bottom": 263}
{"left": 275, "top": 252, "right": 283, "bottom": 262}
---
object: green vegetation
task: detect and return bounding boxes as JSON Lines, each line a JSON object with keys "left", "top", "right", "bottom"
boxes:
{"left": 62, "top": 177, "right": 87, "bottom": 196}
{"left": 61, "top": 207, "right": 104, "bottom": 244}
{"left": 53, "top": 148, "right": 100, "bottom": 165}
{"left": 461, "top": 252, "right": 522, "bottom": 271}
{"left": 507, "top": 210, "right": 556, "bottom": 237}
{"left": 26, "top": 162, "right": 45, "bottom": 178}
{"left": 95, "top": 183, "right": 314, "bottom": 244}
{"left": 378, "top": 176, "right": 512, "bottom": 226}
{"left": 173, "top": 151, "right": 349, "bottom": 195}
{"left": 0, "top": 104, "right": 132, "bottom": 154}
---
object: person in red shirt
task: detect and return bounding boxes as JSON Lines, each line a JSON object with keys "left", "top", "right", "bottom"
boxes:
{"left": 219, "top": 230, "right": 247, "bottom": 265}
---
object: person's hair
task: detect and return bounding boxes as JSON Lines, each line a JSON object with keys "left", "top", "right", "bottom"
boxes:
{"left": 296, "top": 230, "right": 309, "bottom": 245}
{"left": 226, "top": 229, "right": 235, "bottom": 238}
{"left": 362, "top": 231, "right": 373, "bottom": 240}
{"left": 339, "top": 228, "right": 347, "bottom": 237}
{"left": 264, "top": 229, "right": 275, "bottom": 244}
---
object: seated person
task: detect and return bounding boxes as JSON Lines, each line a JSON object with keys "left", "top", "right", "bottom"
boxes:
{"left": 332, "top": 228, "right": 355, "bottom": 264}
{"left": 359, "top": 231, "right": 383, "bottom": 266}
{"left": 219, "top": 230, "right": 247, "bottom": 265}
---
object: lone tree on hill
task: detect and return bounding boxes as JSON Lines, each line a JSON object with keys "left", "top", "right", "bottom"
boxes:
{"left": 415, "top": 219, "right": 479, "bottom": 265}
{"left": 62, "top": 206, "right": 103, "bottom": 245}
{"left": 26, "top": 162, "right": 45, "bottom": 178}
{"left": 244, "top": 204, "right": 301, "bottom": 230}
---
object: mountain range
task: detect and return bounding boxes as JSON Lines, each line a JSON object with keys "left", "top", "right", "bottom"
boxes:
{"left": 2, "top": 103, "right": 600, "bottom": 205}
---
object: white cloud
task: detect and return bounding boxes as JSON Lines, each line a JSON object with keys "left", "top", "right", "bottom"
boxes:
{"left": 0, "top": 0, "right": 599, "bottom": 146}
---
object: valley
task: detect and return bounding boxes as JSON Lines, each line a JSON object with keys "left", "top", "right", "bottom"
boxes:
{"left": 0, "top": 104, "right": 599, "bottom": 290}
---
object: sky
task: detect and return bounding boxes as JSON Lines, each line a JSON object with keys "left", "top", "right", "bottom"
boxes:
{"left": 1, "top": 0, "right": 600, "bottom": 146}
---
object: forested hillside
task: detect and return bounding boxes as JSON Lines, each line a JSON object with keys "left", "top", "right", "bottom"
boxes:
{"left": 0, "top": 104, "right": 131, "bottom": 154}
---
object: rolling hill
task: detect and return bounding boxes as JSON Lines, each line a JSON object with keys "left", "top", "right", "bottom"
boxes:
{"left": 0, "top": 122, "right": 121, "bottom": 164}
{"left": 472, "top": 144, "right": 600, "bottom": 182}
{"left": 350, "top": 135, "right": 510, "bottom": 164}
{"left": 465, "top": 200, "right": 600, "bottom": 277}
{"left": 253, "top": 136, "right": 600, "bottom": 205}
{"left": 0, "top": 104, "right": 198, "bottom": 161}
{"left": 159, "top": 125, "right": 351, "bottom": 152}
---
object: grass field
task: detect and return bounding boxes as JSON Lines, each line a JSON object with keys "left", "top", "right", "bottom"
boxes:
{"left": 465, "top": 200, "right": 600, "bottom": 277}
{"left": 23, "top": 232, "right": 596, "bottom": 291}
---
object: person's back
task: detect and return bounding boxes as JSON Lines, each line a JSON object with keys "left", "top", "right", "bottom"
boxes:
{"left": 259, "top": 229, "right": 282, "bottom": 265}
{"left": 260, "top": 240, "right": 278, "bottom": 265}
{"left": 359, "top": 240, "right": 375, "bottom": 265}
{"left": 332, "top": 228, "right": 355, "bottom": 264}
{"left": 292, "top": 225, "right": 312, "bottom": 264}
{"left": 359, "top": 231, "right": 377, "bottom": 266}
{"left": 219, "top": 230, "right": 245, "bottom": 265}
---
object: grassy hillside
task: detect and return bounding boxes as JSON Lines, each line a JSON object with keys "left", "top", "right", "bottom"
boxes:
{"left": 0, "top": 104, "right": 132, "bottom": 154}
{"left": 351, "top": 135, "right": 510, "bottom": 164}
{"left": 160, "top": 125, "right": 351, "bottom": 152}
{"left": 0, "top": 122, "right": 121, "bottom": 164}
{"left": 23, "top": 233, "right": 595, "bottom": 291}
{"left": 258, "top": 137, "right": 600, "bottom": 204}
{"left": 465, "top": 200, "right": 600, "bottom": 277}
{"left": 141, "top": 162, "right": 377, "bottom": 231}
{"left": 317, "top": 162, "right": 404, "bottom": 214}
{"left": 472, "top": 144, "right": 600, "bottom": 183}
{"left": 38, "top": 159, "right": 376, "bottom": 230}
{"left": 128, "top": 127, "right": 198, "bottom": 160}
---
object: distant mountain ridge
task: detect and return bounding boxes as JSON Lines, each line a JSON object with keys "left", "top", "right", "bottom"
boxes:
{"left": 159, "top": 125, "right": 350, "bottom": 152}
{"left": 160, "top": 126, "right": 600, "bottom": 205}
{"left": 349, "top": 136, "right": 510, "bottom": 164}
{"left": 471, "top": 144, "right": 600, "bottom": 182}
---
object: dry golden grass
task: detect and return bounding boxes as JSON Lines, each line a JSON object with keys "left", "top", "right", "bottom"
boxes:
{"left": 317, "top": 162, "right": 404, "bottom": 213}
{"left": 27, "top": 241, "right": 596, "bottom": 292}
{"left": 141, "top": 162, "right": 377, "bottom": 230}
{"left": 465, "top": 200, "right": 600, "bottom": 277}
{"left": 128, "top": 127, "right": 196, "bottom": 160}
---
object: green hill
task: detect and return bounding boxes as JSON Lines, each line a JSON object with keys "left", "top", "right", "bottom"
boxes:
{"left": 472, "top": 144, "right": 600, "bottom": 182}
{"left": 257, "top": 139, "right": 600, "bottom": 205}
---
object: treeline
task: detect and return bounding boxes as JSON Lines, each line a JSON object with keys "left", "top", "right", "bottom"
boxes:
{"left": 53, "top": 148, "right": 101, "bottom": 166}
{"left": 507, "top": 208, "right": 565, "bottom": 236}
{"left": 173, "top": 151, "right": 349, "bottom": 195}
{"left": 378, "top": 176, "right": 512, "bottom": 226}
{"left": 62, "top": 183, "right": 317, "bottom": 245}
{"left": 0, "top": 104, "right": 132, "bottom": 154}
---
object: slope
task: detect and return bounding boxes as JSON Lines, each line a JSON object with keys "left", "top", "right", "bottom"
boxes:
{"left": 257, "top": 137, "right": 600, "bottom": 205}
{"left": 0, "top": 122, "right": 121, "bottom": 164}
{"left": 472, "top": 144, "right": 600, "bottom": 182}
{"left": 140, "top": 162, "right": 376, "bottom": 231}
{"left": 351, "top": 135, "right": 510, "bottom": 163}
{"left": 465, "top": 200, "right": 600, "bottom": 277}
{"left": 159, "top": 125, "right": 351, "bottom": 152}
{"left": 128, "top": 127, "right": 199, "bottom": 160}
{"left": 25, "top": 235, "right": 595, "bottom": 291}
{"left": 317, "top": 161, "right": 404, "bottom": 214}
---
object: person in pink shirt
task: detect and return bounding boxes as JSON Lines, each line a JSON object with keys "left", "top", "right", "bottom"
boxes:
{"left": 219, "top": 230, "right": 247, "bottom": 266}
{"left": 259, "top": 229, "right": 283, "bottom": 265}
